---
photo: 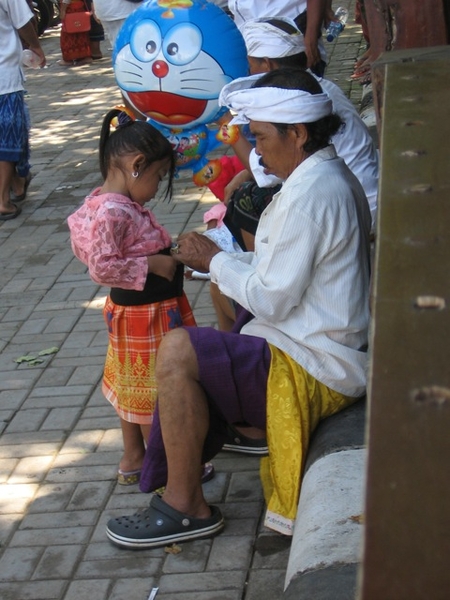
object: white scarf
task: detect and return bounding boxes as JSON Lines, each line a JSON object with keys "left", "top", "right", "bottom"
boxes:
{"left": 219, "top": 73, "right": 332, "bottom": 125}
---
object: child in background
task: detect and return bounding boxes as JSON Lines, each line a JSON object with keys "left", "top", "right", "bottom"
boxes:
{"left": 68, "top": 109, "right": 214, "bottom": 486}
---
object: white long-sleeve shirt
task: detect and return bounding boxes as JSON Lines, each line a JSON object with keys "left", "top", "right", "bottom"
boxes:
{"left": 0, "top": 0, "right": 33, "bottom": 95}
{"left": 210, "top": 146, "right": 371, "bottom": 397}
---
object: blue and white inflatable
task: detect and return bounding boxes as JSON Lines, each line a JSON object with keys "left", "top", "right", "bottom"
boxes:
{"left": 113, "top": 0, "right": 248, "bottom": 185}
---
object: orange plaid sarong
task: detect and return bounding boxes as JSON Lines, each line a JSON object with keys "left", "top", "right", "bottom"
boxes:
{"left": 102, "top": 293, "right": 196, "bottom": 424}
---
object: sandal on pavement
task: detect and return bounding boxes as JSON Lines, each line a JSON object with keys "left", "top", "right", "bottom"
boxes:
{"left": 0, "top": 203, "right": 22, "bottom": 221}
{"left": 106, "top": 493, "right": 224, "bottom": 549}
{"left": 117, "top": 468, "right": 141, "bottom": 486}
{"left": 10, "top": 172, "right": 32, "bottom": 202}
{"left": 222, "top": 424, "right": 268, "bottom": 456}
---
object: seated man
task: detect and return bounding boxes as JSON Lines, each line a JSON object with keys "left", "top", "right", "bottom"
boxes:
{"left": 106, "top": 68, "right": 371, "bottom": 549}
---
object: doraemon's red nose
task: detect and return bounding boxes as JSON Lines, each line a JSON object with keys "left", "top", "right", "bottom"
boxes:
{"left": 152, "top": 60, "right": 169, "bottom": 78}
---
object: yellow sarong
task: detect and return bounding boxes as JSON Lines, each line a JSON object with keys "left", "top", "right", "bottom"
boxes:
{"left": 261, "top": 345, "right": 358, "bottom": 535}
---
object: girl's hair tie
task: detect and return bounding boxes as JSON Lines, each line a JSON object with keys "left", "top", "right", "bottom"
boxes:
{"left": 116, "top": 110, "right": 134, "bottom": 129}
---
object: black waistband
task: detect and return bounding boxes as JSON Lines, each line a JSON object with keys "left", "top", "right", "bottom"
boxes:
{"left": 110, "top": 249, "right": 184, "bottom": 306}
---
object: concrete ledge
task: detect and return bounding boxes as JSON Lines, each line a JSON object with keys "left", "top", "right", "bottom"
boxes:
{"left": 284, "top": 399, "right": 367, "bottom": 598}
{"left": 284, "top": 563, "right": 359, "bottom": 600}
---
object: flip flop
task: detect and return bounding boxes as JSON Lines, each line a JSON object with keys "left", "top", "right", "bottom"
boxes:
{"left": 0, "top": 203, "right": 22, "bottom": 221}
{"left": 117, "top": 468, "right": 141, "bottom": 486}
{"left": 10, "top": 172, "right": 32, "bottom": 202}
{"left": 222, "top": 423, "right": 268, "bottom": 456}
{"left": 106, "top": 493, "right": 224, "bottom": 549}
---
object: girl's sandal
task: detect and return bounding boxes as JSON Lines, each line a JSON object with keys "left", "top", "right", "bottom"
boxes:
{"left": 117, "top": 468, "right": 141, "bottom": 486}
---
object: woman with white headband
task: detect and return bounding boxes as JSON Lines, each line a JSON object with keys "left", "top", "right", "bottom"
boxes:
{"left": 106, "top": 68, "right": 371, "bottom": 549}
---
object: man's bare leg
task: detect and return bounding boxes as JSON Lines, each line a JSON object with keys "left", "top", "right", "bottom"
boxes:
{"left": 155, "top": 327, "right": 211, "bottom": 519}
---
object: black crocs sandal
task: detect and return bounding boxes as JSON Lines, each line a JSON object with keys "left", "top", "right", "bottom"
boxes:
{"left": 222, "top": 424, "right": 268, "bottom": 456}
{"left": 106, "top": 493, "right": 224, "bottom": 549}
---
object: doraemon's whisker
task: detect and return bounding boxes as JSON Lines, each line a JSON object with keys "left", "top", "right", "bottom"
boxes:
{"left": 123, "top": 59, "right": 143, "bottom": 71}
{"left": 121, "top": 77, "right": 144, "bottom": 86}
{"left": 123, "top": 79, "right": 144, "bottom": 87}
{"left": 180, "top": 78, "right": 211, "bottom": 83}
{"left": 180, "top": 86, "right": 213, "bottom": 92}
{"left": 121, "top": 70, "right": 143, "bottom": 78}
{"left": 180, "top": 67, "right": 212, "bottom": 74}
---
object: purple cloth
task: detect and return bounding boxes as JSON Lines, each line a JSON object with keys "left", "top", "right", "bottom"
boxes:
{"left": 139, "top": 310, "right": 271, "bottom": 492}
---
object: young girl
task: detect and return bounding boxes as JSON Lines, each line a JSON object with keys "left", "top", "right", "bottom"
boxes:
{"left": 68, "top": 109, "right": 213, "bottom": 486}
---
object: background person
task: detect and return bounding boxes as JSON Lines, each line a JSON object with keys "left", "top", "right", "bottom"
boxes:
{"left": 0, "top": 0, "right": 46, "bottom": 221}
{"left": 105, "top": 68, "right": 371, "bottom": 549}
{"left": 59, "top": 0, "right": 93, "bottom": 67}
{"left": 228, "top": 0, "right": 330, "bottom": 75}
{"left": 92, "top": 0, "right": 139, "bottom": 50}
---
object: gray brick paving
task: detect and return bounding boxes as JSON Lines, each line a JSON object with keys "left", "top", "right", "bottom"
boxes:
{"left": 0, "top": 3, "right": 365, "bottom": 598}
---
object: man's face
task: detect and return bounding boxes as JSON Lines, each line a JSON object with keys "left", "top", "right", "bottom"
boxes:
{"left": 250, "top": 120, "right": 299, "bottom": 180}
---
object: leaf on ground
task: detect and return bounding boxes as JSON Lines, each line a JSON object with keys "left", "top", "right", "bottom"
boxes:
{"left": 28, "top": 359, "right": 45, "bottom": 366}
{"left": 14, "top": 355, "right": 37, "bottom": 363}
{"left": 165, "top": 543, "right": 182, "bottom": 554}
{"left": 38, "top": 347, "right": 59, "bottom": 356}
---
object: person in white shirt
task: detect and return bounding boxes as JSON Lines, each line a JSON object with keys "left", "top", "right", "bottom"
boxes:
{"left": 92, "top": 0, "right": 139, "bottom": 49}
{"left": 105, "top": 67, "right": 371, "bottom": 549}
{"left": 0, "top": 0, "right": 46, "bottom": 221}
{"left": 228, "top": 0, "right": 331, "bottom": 75}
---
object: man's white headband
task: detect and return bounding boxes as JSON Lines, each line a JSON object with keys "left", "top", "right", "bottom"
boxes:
{"left": 219, "top": 73, "right": 332, "bottom": 125}
{"left": 242, "top": 17, "right": 306, "bottom": 58}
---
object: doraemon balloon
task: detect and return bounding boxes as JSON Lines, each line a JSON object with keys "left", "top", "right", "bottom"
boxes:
{"left": 113, "top": 0, "right": 248, "bottom": 185}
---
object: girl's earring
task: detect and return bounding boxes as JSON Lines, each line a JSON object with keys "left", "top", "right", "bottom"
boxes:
{"left": 132, "top": 171, "right": 139, "bottom": 178}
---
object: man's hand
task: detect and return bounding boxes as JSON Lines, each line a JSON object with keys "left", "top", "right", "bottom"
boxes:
{"left": 171, "top": 232, "right": 221, "bottom": 273}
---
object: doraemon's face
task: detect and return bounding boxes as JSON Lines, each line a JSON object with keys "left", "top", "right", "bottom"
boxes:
{"left": 115, "top": 18, "right": 232, "bottom": 128}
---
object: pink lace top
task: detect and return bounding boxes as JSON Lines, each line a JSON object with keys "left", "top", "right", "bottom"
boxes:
{"left": 67, "top": 189, "right": 172, "bottom": 291}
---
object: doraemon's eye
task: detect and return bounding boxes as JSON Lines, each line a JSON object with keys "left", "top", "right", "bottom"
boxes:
{"left": 130, "top": 20, "right": 162, "bottom": 63}
{"left": 162, "top": 23, "right": 202, "bottom": 66}
{"left": 166, "top": 43, "right": 178, "bottom": 57}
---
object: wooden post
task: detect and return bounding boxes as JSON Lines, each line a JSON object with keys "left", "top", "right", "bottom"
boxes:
{"left": 358, "top": 49, "right": 450, "bottom": 600}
